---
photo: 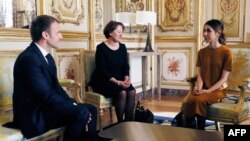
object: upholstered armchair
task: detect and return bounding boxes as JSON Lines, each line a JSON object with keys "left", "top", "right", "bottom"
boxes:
{"left": 0, "top": 51, "right": 69, "bottom": 141}
{"left": 83, "top": 50, "right": 113, "bottom": 130}
{"left": 187, "top": 76, "right": 249, "bottom": 131}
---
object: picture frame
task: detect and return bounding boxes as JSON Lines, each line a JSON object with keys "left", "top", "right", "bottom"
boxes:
{"left": 158, "top": 47, "right": 192, "bottom": 86}
{"left": 213, "top": 0, "right": 245, "bottom": 42}
{"left": 157, "top": 0, "right": 194, "bottom": 32}
{"left": 54, "top": 49, "right": 83, "bottom": 99}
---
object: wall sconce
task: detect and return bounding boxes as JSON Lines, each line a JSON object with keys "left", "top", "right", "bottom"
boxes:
{"left": 115, "top": 12, "right": 136, "bottom": 33}
{"left": 136, "top": 11, "right": 156, "bottom": 52}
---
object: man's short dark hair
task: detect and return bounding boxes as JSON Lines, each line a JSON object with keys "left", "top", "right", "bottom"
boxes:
{"left": 103, "top": 20, "right": 125, "bottom": 39}
{"left": 30, "top": 15, "right": 59, "bottom": 42}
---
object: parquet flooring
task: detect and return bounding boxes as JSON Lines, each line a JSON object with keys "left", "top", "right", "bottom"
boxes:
{"left": 100, "top": 93, "right": 250, "bottom": 130}
{"left": 100, "top": 94, "right": 184, "bottom": 128}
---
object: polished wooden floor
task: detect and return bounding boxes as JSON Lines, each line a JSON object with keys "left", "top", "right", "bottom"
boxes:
{"left": 100, "top": 91, "right": 250, "bottom": 129}
{"left": 100, "top": 93, "right": 185, "bottom": 128}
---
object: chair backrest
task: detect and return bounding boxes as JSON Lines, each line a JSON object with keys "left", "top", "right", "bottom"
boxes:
{"left": 83, "top": 50, "right": 96, "bottom": 91}
{"left": 0, "top": 51, "right": 20, "bottom": 113}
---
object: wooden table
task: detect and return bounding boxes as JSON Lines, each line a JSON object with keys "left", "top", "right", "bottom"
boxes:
{"left": 98, "top": 122, "right": 223, "bottom": 141}
{"left": 128, "top": 52, "right": 162, "bottom": 100}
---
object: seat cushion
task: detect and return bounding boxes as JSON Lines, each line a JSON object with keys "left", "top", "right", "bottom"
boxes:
{"left": 0, "top": 126, "right": 23, "bottom": 141}
{"left": 207, "top": 101, "right": 249, "bottom": 122}
{"left": 28, "top": 128, "right": 64, "bottom": 141}
{"left": 85, "top": 92, "right": 112, "bottom": 108}
{"left": 0, "top": 112, "right": 24, "bottom": 141}
{"left": 0, "top": 111, "right": 63, "bottom": 141}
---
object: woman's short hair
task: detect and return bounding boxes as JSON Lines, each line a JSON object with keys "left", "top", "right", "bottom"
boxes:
{"left": 103, "top": 20, "right": 125, "bottom": 39}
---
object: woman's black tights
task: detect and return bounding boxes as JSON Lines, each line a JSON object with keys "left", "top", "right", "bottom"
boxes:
{"left": 114, "top": 90, "right": 136, "bottom": 122}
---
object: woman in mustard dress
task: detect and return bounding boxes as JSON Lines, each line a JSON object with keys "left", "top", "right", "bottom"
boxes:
{"left": 181, "top": 19, "right": 233, "bottom": 130}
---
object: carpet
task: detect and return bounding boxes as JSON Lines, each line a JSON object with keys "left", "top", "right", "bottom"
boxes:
{"left": 153, "top": 112, "right": 215, "bottom": 127}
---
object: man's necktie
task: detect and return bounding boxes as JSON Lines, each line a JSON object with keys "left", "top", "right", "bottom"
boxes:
{"left": 46, "top": 53, "right": 55, "bottom": 73}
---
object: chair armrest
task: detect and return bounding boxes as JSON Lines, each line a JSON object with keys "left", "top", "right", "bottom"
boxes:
{"left": 237, "top": 77, "right": 250, "bottom": 100}
{"left": 59, "top": 79, "right": 81, "bottom": 88}
{"left": 243, "top": 77, "right": 250, "bottom": 88}
{"left": 234, "top": 79, "right": 250, "bottom": 115}
{"left": 59, "top": 79, "right": 82, "bottom": 103}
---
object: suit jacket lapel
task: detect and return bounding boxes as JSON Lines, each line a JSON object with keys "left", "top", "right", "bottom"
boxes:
{"left": 31, "top": 43, "right": 57, "bottom": 77}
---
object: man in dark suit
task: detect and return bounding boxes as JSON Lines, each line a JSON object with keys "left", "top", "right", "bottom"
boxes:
{"left": 12, "top": 15, "right": 97, "bottom": 141}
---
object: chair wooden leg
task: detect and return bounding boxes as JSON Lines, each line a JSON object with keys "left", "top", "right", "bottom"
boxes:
{"left": 109, "top": 107, "right": 113, "bottom": 122}
{"left": 215, "top": 121, "right": 221, "bottom": 131}
{"left": 99, "top": 108, "right": 104, "bottom": 131}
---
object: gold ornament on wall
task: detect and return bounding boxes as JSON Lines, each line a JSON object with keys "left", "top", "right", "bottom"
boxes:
{"left": 51, "top": 0, "right": 85, "bottom": 25}
{"left": 126, "top": 0, "right": 145, "bottom": 12}
{"left": 228, "top": 50, "right": 250, "bottom": 90}
{"left": 116, "top": 0, "right": 148, "bottom": 33}
{"left": 95, "top": 0, "right": 104, "bottom": 32}
{"left": 158, "top": 0, "right": 193, "bottom": 32}
{"left": 213, "top": 0, "right": 245, "bottom": 41}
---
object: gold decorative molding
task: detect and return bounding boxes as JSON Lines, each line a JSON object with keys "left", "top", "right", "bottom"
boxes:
{"left": 62, "top": 31, "right": 90, "bottom": 41}
{"left": 0, "top": 29, "right": 90, "bottom": 42}
{"left": 227, "top": 42, "right": 250, "bottom": 49}
{"left": 155, "top": 36, "right": 196, "bottom": 42}
{"left": 116, "top": 0, "right": 149, "bottom": 34}
{"left": 94, "top": 0, "right": 104, "bottom": 32}
{"left": 95, "top": 33, "right": 145, "bottom": 42}
{"left": 116, "top": 0, "right": 149, "bottom": 12}
{"left": 0, "top": 28, "right": 30, "bottom": 41}
{"left": 51, "top": 0, "right": 85, "bottom": 25}
{"left": 157, "top": 0, "right": 194, "bottom": 32}
{"left": 55, "top": 48, "right": 84, "bottom": 52}
{"left": 213, "top": 0, "right": 245, "bottom": 41}
{"left": 89, "top": 0, "right": 95, "bottom": 50}
{"left": 125, "top": 0, "right": 146, "bottom": 12}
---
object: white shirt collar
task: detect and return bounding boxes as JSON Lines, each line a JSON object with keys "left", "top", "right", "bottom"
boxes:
{"left": 35, "top": 42, "right": 49, "bottom": 63}
{"left": 35, "top": 42, "right": 49, "bottom": 57}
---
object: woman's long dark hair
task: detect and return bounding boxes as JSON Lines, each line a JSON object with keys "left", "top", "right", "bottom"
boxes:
{"left": 204, "top": 19, "right": 226, "bottom": 45}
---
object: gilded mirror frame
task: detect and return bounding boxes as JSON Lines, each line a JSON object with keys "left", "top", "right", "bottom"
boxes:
{"left": 0, "top": 0, "right": 41, "bottom": 41}
{"left": 0, "top": 0, "right": 89, "bottom": 41}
